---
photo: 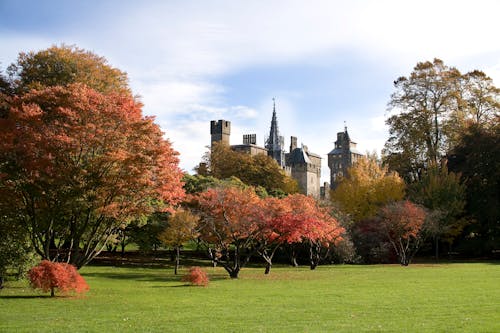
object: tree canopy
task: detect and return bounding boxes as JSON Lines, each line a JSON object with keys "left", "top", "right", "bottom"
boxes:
{"left": 0, "top": 84, "right": 185, "bottom": 268}
{"left": 331, "top": 157, "right": 405, "bottom": 222}
{"left": 383, "top": 58, "right": 499, "bottom": 181}
{"left": 7, "top": 45, "right": 130, "bottom": 95}
{"left": 202, "top": 141, "right": 299, "bottom": 195}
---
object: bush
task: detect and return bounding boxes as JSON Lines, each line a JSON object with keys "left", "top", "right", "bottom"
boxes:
{"left": 181, "top": 266, "right": 209, "bottom": 287}
{"left": 28, "top": 260, "right": 89, "bottom": 297}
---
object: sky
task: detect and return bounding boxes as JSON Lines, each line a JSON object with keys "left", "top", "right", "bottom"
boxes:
{"left": 1, "top": 0, "right": 499, "bottom": 183}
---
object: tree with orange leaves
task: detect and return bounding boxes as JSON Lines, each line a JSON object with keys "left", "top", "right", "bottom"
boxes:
{"left": 284, "top": 195, "right": 344, "bottom": 270}
{"left": 196, "top": 186, "right": 265, "bottom": 278}
{"left": 0, "top": 84, "right": 185, "bottom": 268}
{"left": 258, "top": 194, "right": 345, "bottom": 273}
{"left": 378, "top": 201, "right": 427, "bottom": 266}
{"left": 28, "top": 260, "right": 89, "bottom": 297}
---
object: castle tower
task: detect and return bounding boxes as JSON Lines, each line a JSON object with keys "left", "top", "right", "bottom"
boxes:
{"left": 328, "top": 124, "right": 363, "bottom": 189}
{"left": 210, "top": 120, "right": 231, "bottom": 145}
{"left": 265, "top": 99, "right": 286, "bottom": 168}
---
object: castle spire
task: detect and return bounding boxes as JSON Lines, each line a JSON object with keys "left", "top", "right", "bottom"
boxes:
{"left": 265, "top": 98, "right": 285, "bottom": 167}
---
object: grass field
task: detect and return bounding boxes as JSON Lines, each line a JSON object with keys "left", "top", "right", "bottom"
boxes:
{"left": 1, "top": 263, "right": 499, "bottom": 332}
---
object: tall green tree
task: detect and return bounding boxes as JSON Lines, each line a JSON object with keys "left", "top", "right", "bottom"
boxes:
{"left": 384, "top": 59, "right": 499, "bottom": 181}
{"left": 448, "top": 124, "right": 500, "bottom": 255}
{"left": 384, "top": 59, "right": 461, "bottom": 180}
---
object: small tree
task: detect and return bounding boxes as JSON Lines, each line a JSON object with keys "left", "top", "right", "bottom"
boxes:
{"left": 378, "top": 201, "right": 427, "bottom": 266}
{"left": 196, "top": 186, "right": 265, "bottom": 278}
{"left": 28, "top": 260, "right": 89, "bottom": 297}
{"left": 181, "top": 266, "right": 209, "bottom": 287}
{"left": 158, "top": 209, "right": 200, "bottom": 275}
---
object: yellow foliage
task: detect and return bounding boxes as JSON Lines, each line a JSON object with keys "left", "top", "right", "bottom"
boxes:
{"left": 331, "top": 157, "right": 405, "bottom": 222}
{"left": 158, "top": 209, "right": 200, "bottom": 247}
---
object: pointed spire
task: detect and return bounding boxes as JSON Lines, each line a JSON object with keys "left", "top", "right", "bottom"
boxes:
{"left": 266, "top": 98, "right": 285, "bottom": 167}
{"left": 344, "top": 120, "right": 347, "bottom": 132}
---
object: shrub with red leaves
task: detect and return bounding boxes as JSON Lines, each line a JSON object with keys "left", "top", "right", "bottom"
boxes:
{"left": 28, "top": 260, "right": 89, "bottom": 296}
{"left": 181, "top": 266, "right": 209, "bottom": 286}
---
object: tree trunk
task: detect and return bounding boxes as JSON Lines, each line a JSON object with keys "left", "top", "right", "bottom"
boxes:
{"left": 264, "top": 262, "right": 272, "bottom": 275}
{"left": 50, "top": 287, "right": 55, "bottom": 297}
{"left": 435, "top": 236, "right": 439, "bottom": 262}
{"left": 309, "top": 242, "right": 320, "bottom": 270}
{"left": 289, "top": 245, "right": 299, "bottom": 267}
{"left": 174, "top": 246, "right": 180, "bottom": 275}
{"left": 228, "top": 268, "right": 240, "bottom": 279}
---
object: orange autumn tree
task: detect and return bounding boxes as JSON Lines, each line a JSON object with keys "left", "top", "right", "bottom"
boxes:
{"left": 378, "top": 201, "right": 427, "bottom": 266}
{"left": 28, "top": 260, "right": 89, "bottom": 297}
{"left": 258, "top": 194, "right": 344, "bottom": 273}
{"left": 284, "top": 195, "right": 345, "bottom": 270}
{"left": 196, "top": 186, "right": 265, "bottom": 278}
{"left": 0, "top": 84, "right": 184, "bottom": 268}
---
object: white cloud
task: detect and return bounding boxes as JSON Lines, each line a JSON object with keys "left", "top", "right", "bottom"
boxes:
{"left": 2, "top": 0, "right": 499, "bottom": 178}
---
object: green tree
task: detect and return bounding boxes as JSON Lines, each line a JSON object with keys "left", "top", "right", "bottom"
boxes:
{"left": 448, "top": 124, "right": 500, "bottom": 255}
{"left": 7, "top": 45, "right": 130, "bottom": 95}
{"left": 204, "top": 141, "right": 299, "bottom": 195}
{"left": 331, "top": 157, "right": 405, "bottom": 222}
{"left": 383, "top": 59, "right": 499, "bottom": 181}
{"left": 182, "top": 174, "right": 221, "bottom": 194}
{"left": 384, "top": 59, "right": 461, "bottom": 180}
{"left": 0, "top": 215, "right": 36, "bottom": 287}
{"left": 409, "top": 164, "right": 466, "bottom": 259}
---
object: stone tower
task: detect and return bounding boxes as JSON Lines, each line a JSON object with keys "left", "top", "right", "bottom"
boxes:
{"left": 265, "top": 99, "right": 286, "bottom": 168}
{"left": 287, "top": 142, "right": 322, "bottom": 198}
{"left": 210, "top": 120, "right": 231, "bottom": 145}
{"left": 328, "top": 125, "right": 363, "bottom": 189}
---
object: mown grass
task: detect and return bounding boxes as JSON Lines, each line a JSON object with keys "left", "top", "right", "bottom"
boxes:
{"left": 1, "top": 263, "right": 498, "bottom": 332}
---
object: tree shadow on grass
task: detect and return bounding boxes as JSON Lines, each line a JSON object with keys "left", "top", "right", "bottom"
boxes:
{"left": 82, "top": 271, "right": 182, "bottom": 283}
{"left": 0, "top": 295, "right": 52, "bottom": 299}
{"left": 82, "top": 270, "right": 231, "bottom": 284}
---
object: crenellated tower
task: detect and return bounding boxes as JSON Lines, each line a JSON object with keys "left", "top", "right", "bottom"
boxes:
{"left": 210, "top": 120, "right": 231, "bottom": 145}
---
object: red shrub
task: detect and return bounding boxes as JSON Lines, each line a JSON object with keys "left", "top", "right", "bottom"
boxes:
{"left": 28, "top": 260, "right": 89, "bottom": 296}
{"left": 181, "top": 266, "right": 209, "bottom": 286}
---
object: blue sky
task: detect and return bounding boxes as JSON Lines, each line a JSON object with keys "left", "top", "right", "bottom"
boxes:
{"left": 1, "top": 0, "right": 499, "bottom": 182}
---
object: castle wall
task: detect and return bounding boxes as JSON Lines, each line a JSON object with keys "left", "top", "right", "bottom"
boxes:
{"left": 291, "top": 164, "right": 321, "bottom": 198}
{"left": 231, "top": 144, "right": 268, "bottom": 156}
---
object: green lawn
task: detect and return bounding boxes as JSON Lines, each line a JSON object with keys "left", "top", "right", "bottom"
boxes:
{"left": 1, "top": 263, "right": 499, "bottom": 332}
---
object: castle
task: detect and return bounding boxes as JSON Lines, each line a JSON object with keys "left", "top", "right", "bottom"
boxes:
{"left": 210, "top": 101, "right": 362, "bottom": 198}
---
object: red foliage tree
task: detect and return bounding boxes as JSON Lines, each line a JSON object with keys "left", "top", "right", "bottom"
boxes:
{"left": 181, "top": 266, "right": 209, "bottom": 287}
{"left": 28, "top": 260, "right": 89, "bottom": 297}
{"left": 258, "top": 194, "right": 345, "bottom": 272}
{"left": 0, "top": 84, "right": 185, "bottom": 268}
{"left": 284, "top": 195, "right": 344, "bottom": 270}
{"left": 378, "top": 201, "right": 427, "bottom": 266}
{"left": 196, "top": 186, "right": 265, "bottom": 278}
